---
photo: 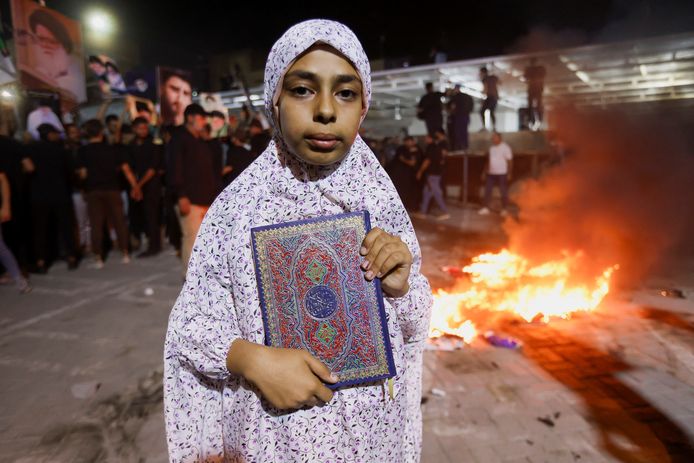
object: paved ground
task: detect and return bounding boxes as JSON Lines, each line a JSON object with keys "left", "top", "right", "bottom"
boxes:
{"left": 0, "top": 251, "right": 175, "bottom": 462}
{"left": 1, "top": 204, "right": 694, "bottom": 462}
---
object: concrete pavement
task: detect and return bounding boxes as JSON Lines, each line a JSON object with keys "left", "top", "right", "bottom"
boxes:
{"left": 1, "top": 205, "right": 693, "bottom": 462}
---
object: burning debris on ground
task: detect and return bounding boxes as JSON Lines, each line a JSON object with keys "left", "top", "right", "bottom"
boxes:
{"left": 661, "top": 288, "right": 686, "bottom": 299}
{"left": 427, "top": 108, "right": 693, "bottom": 350}
{"left": 418, "top": 107, "right": 694, "bottom": 461}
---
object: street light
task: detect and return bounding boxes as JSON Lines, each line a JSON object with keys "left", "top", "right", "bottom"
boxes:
{"left": 85, "top": 10, "right": 115, "bottom": 35}
{"left": 0, "top": 88, "right": 15, "bottom": 102}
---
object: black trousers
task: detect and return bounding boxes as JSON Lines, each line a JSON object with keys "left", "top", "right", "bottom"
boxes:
{"left": 528, "top": 89, "right": 544, "bottom": 124}
{"left": 425, "top": 117, "right": 444, "bottom": 136}
{"left": 31, "top": 200, "right": 77, "bottom": 263}
{"left": 129, "top": 185, "right": 161, "bottom": 252}
{"left": 85, "top": 190, "right": 129, "bottom": 258}
{"left": 164, "top": 191, "right": 181, "bottom": 251}
{"left": 481, "top": 97, "right": 498, "bottom": 129}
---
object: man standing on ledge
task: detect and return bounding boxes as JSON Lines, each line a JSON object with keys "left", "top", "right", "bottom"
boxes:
{"left": 417, "top": 82, "right": 444, "bottom": 136}
{"left": 168, "top": 104, "right": 223, "bottom": 274}
{"left": 479, "top": 67, "right": 500, "bottom": 131}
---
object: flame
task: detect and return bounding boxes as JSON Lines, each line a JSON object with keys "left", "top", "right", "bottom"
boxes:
{"left": 428, "top": 249, "right": 618, "bottom": 341}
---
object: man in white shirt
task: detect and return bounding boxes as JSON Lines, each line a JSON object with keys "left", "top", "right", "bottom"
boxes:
{"left": 479, "top": 132, "right": 513, "bottom": 216}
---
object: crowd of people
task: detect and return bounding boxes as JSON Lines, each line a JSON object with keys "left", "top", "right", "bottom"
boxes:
{"left": 0, "top": 100, "right": 272, "bottom": 292}
{"left": 377, "top": 128, "right": 513, "bottom": 221}
{"left": 1, "top": 60, "right": 537, "bottom": 294}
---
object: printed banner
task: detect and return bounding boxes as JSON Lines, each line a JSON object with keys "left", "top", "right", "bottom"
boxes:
{"left": 11, "top": 0, "right": 86, "bottom": 111}
{"left": 157, "top": 66, "right": 192, "bottom": 126}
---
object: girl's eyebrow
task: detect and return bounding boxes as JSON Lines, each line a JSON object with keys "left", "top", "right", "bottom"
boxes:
{"left": 284, "top": 70, "right": 360, "bottom": 85}
{"left": 335, "top": 74, "right": 360, "bottom": 85}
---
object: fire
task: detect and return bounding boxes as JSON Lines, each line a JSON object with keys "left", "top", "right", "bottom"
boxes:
{"left": 428, "top": 249, "right": 618, "bottom": 342}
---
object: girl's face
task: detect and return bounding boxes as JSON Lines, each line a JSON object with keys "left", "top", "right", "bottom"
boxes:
{"left": 277, "top": 45, "right": 364, "bottom": 166}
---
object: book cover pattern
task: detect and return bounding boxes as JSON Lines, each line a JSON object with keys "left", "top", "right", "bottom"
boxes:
{"left": 251, "top": 211, "right": 396, "bottom": 388}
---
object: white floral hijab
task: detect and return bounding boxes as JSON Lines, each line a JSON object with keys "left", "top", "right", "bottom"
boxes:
{"left": 257, "top": 19, "right": 432, "bottom": 343}
{"left": 261, "top": 19, "right": 381, "bottom": 213}
{"left": 264, "top": 19, "right": 372, "bottom": 131}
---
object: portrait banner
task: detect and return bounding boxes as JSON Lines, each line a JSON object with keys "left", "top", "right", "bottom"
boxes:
{"left": 87, "top": 54, "right": 126, "bottom": 98}
{"left": 11, "top": 0, "right": 86, "bottom": 111}
{"left": 157, "top": 66, "right": 192, "bottom": 126}
{"left": 199, "top": 92, "right": 228, "bottom": 117}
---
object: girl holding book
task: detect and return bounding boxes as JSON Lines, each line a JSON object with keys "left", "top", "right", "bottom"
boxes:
{"left": 164, "top": 19, "right": 433, "bottom": 462}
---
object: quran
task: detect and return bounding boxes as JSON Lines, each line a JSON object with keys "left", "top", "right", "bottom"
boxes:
{"left": 251, "top": 211, "right": 396, "bottom": 389}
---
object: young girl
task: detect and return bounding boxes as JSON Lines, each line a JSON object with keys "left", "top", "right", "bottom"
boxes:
{"left": 164, "top": 19, "right": 433, "bottom": 462}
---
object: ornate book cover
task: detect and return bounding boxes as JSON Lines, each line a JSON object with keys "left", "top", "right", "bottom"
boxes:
{"left": 251, "top": 210, "right": 396, "bottom": 389}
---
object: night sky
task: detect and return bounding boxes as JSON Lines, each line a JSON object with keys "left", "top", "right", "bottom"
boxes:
{"left": 2, "top": 0, "right": 693, "bottom": 69}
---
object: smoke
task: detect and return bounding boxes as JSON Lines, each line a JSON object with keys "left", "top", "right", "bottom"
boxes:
{"left": 504, "top": 107, "right": 694, "bottom": 285}
{"left": 505, "top": 26, "right": 588, "bottom": 54}
{"left": 595, "top": 0, "right": 694, "bottom": 43}
{"left": 505, "top": 1, "right": 694, "bottom": 56}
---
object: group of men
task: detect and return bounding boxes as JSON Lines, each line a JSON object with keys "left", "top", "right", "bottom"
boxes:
{"left": 417, "top": 59, "right": 547, "bottom": 145}
{"left": 0, "top": 101, "right": 271, "bottom": 288}
{"left": 387, "top": 129, "right": 514, "bottom": 221}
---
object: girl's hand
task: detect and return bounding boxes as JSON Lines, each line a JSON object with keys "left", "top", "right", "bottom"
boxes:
{"left": 360, "top": 227, "right": 412, "bottom": 298}
{"left": 0, "top": 207, "right": 10, "bottom": 223}
{"left": 227, "top": 340, "right": 337, "bottom": 410}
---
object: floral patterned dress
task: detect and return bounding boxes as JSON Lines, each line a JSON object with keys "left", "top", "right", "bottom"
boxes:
{"left": 164, "top": 19, "right": 433, "bottom": 463}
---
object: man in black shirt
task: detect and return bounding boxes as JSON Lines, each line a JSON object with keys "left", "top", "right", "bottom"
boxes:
{"left": 417, "top": 82, "right": 444, "bottom": 136}
{"left": 388, "top": 136, "right": 421, "bottom": 210}
{"left": 22, "top": 123, "right": 78, "bottom": 272}
{"left": 128, "top": 117, "right": 163, "bottom": 258}
{"left": 223, "top": 128, "right": 255, "bottom": 186}
{"left": 77, "top": 119, "right": 140, "bottom": 268}
{"left": 480, "top": 67, "right": 500, "bottom": 131}
{"left": 414, "top": 130, "right": 450, "bottom": 220}
{"left": 0, "top": 162, "right": 31, "bottom": 293}
{"left": 105, "top": 114, "right": 120, "bottom": 145}
{"left": 248, "top": 119, "right": 271, "bottom": 159}
{"left": 448, "top": 84, "right": 474, "bottom": 151}
{"left": 0, "top": 127, "right": 32, "bottom": 273}
{"left": 64, "top": 123, "right": 90, "bottom": 253}
{"left": 168, "top": 103, "right": 223, "bottom": 273}
{"left": 160, "top": 124, "right": 182, "bottom": 256}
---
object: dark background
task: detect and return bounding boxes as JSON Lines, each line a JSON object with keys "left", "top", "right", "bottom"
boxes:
{"left": 2, "top": 0, "right": 694, "bottom": 69}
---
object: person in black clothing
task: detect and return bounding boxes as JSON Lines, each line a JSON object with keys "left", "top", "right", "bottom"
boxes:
{"left": 222, "top": 128, "right": 254, "bottom": 187}
{"left": 0, "top": 164, "right": 31, "bottom": 293}
{"left": 77, "top": 119, "right": 139, "bottom": 268}
{"left": 448, "top": 84, "right": 474, "bottom": 151}
{"left": 387, "top": 136, "right": 421, "bottom": 210}
{"left": 128, "top": 117, "right": 163, "bottom": 258}
{"left": 105, "top": 114, "right": 120, "bottom": 145}
{"left": 160, "top": 124, "right": 182, "bottom": 255}
{"left": 480, "top": 67, "right": 500, "bottom": 131}
{"left": 209, "top": 110, "right": 228, "bottom": 139}
{"left": 414, "top": 130, "right": 450, "bottom": 220}
{"left": 64, "top": 123, "right": 82, "bottom": 151}
{"left": 417, "top": 82, "right": 444, "bottom": 136}
{"left": 248, "top": 119, "right": 271, "bottom": 159}
{"left": 22, "top": 123, "right": 79, "bottom": 272}
{"left": 168, "top": 103, "right": 223, "bottom": 274}
{"left": 524, "top": 58, "right": 546, "bottom": 129}
{"left": 64, "top": 123, "right": 90, "bottom": 254}
{"left": 0, "top": 124, "right": 32, "bottom": 273}
{"left": 207, "top": 125, "right": 225, "bottom": 182}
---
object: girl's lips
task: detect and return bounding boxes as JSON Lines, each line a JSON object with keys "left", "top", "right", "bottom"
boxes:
{"left": 305, "top": 138, "right": 340, "bottom": 150}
